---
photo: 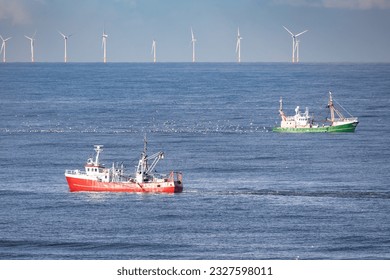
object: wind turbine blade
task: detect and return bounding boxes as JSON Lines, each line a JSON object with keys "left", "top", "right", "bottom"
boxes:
{"left": 25, "top": 35, "right": 32, "bottom": 40}
{"left": 58, "top": 31, "right": 66, "bottom": 38}
{"left": 0, "top": 35, "right": 3, "bottom": 41}
{"left": 191, "top": 27, "right": 194, "bottom": 40}
{"left": 5, "top": 37, "right": 11, "bottom": 41}
{"left": 32, "top": 30, "right": 37, "bottom": 38}
{"left": 236, "top": 39, "right": 239, "bottom": 52}
{"left": 283, "top": 26, "right": 294, "bottom": 36}
{"left": 295, "top": 30, "right": 308, "bottom": 37}
{"left": 1, "top": 43, "right": 4, "bottom": 53}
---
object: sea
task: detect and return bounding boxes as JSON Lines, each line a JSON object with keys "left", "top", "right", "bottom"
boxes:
{"left": 0, "top": 62, "right": 389, "bottom": 260}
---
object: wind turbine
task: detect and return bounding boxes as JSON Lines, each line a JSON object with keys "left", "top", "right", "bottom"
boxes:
{"left": 25, "top": 31, "right": 36, "bottom": 63}
{"left": 151, "top": 39, "right": 156, "bottom": 63}
{"left": 191, "top": 27, "right": 196, "bottom": 62}
{"left": 236, "top": 27, "right": 242, "bottom": 63}
{"left": 0, "top": 35, "right": 11, "bottom": 63}
{"left": 58, "top": 31, "right": 72, "bottom": 63}
{"left": 102, "top": 29, "right": 108, "bottom": 63}
{"left": 283, "top": 26, "right": 308, "bottom": 63}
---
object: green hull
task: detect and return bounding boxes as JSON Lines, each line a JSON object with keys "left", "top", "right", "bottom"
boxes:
{"left": 273, "top": 121, "right": 358, "bottom": 133}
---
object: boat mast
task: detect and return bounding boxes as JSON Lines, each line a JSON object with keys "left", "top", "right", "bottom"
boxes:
{"left": 137, "top": 136, "right": 148, "bottom": 180}
{"left": 143, "top": 134, "right": 147, "bottom": 157}
{"left": 142, "top": 134, "right": 149, "bottom": 172}
{"left": 328, "top": 91, "right": 345, "bottom": 122}
{"left": 136, "top": 136, "right": 164, "bottom": 183}
{"left": 279, "top": 97, "right": 287, "bottom": 121}
{"left": 94, "top": 145, "right": 103, "bottom": 166}
{"left": 328, "top": 92, "right": 335, "bottom": 123}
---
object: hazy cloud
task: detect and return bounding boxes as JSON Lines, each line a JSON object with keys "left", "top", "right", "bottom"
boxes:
{"left": 323, "top": 0, "right": 390, "bottom": 9}
{"left": 0, "top": 0, "right": 30, "bottom": 24}
{"left": 273, "top": 0, "right": 390, "bottom": 9}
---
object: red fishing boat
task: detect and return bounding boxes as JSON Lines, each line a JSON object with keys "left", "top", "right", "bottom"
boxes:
{"left": 65, "top": 138, "right": 183, "bottom": 193}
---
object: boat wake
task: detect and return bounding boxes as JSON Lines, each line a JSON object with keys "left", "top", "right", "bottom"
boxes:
{"left": 198, "top": 189, "right": 390, "bottom": 200}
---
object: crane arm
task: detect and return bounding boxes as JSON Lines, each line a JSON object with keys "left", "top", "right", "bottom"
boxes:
{"left": 145, "top": 151, "right": 164, "bottom": 174}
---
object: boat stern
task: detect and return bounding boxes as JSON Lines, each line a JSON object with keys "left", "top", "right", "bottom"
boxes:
{"left": 170, "top": 171, "right": 183, "bottom": 193}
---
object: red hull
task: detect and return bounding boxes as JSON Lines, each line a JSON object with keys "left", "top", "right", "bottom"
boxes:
{"left": 66, "top": 176, "right": 183, "bottom": 193}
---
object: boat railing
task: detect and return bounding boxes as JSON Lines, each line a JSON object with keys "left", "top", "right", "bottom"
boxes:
{"left": 168, "top": 171, "right": 183, "bottom": 183}
{"left": 65, "top": 169, "right": 86, "bottom": 175}
{"left": 329, "top": 117, "right": 358, "bottom": 123}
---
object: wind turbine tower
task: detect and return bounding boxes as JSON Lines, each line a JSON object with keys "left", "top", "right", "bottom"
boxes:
{"left": 151, "top": 39, "right": 156, "bottom": 63}
{"left": 102, "top": 29, "right": 108, "bottom": 63}
{"left": 0, "top": 35, "right": 11, "bottom": 63}
{"left": 58, "top": 31, "right": 72, "bottom": 63}
{"left": 236, "top": 27, "right": 243, "bottom": 63}
{"left": 24, "top": 31, "right": 36, "bottom": 63}
{"left": 283, "top": 26, "right": 308, "bottom": 63}
{"left": 191, "top": 27, "right": 196, "bottom": 62}
{"left": 295, "top": 39, "right": 300, "bottom": 63}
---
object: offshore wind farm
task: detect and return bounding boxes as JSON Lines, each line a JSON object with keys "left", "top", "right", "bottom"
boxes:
{"left": 1, "top": 25, "right": 309, "bottom": 63}
{"left": 0, "top": 1, "right": 389, "bottom": 63}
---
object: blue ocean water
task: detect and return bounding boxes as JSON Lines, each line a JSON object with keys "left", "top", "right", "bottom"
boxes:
{"left": 0, "top": 63, "right": 389, "bottom": 259}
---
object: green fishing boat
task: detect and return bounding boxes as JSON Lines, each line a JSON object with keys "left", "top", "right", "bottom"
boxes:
{"left": 273, "top": 92, "right": 359, "bottom": 133}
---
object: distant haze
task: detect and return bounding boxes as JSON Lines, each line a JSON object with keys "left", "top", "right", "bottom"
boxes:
{"left": 0, "top": 0, "right": 390, "bottom": 62}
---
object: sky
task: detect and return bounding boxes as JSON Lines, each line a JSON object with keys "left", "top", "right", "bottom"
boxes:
{"left": 0, "top": 0, "right": 390, "bottom": 62}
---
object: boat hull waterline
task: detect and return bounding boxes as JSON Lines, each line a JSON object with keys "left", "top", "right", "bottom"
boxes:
{"left": 66, "top": 175, "right": 183, "bottom": 193}
{"left": 273, "top": 121, "right": 358, "bottom": 133}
